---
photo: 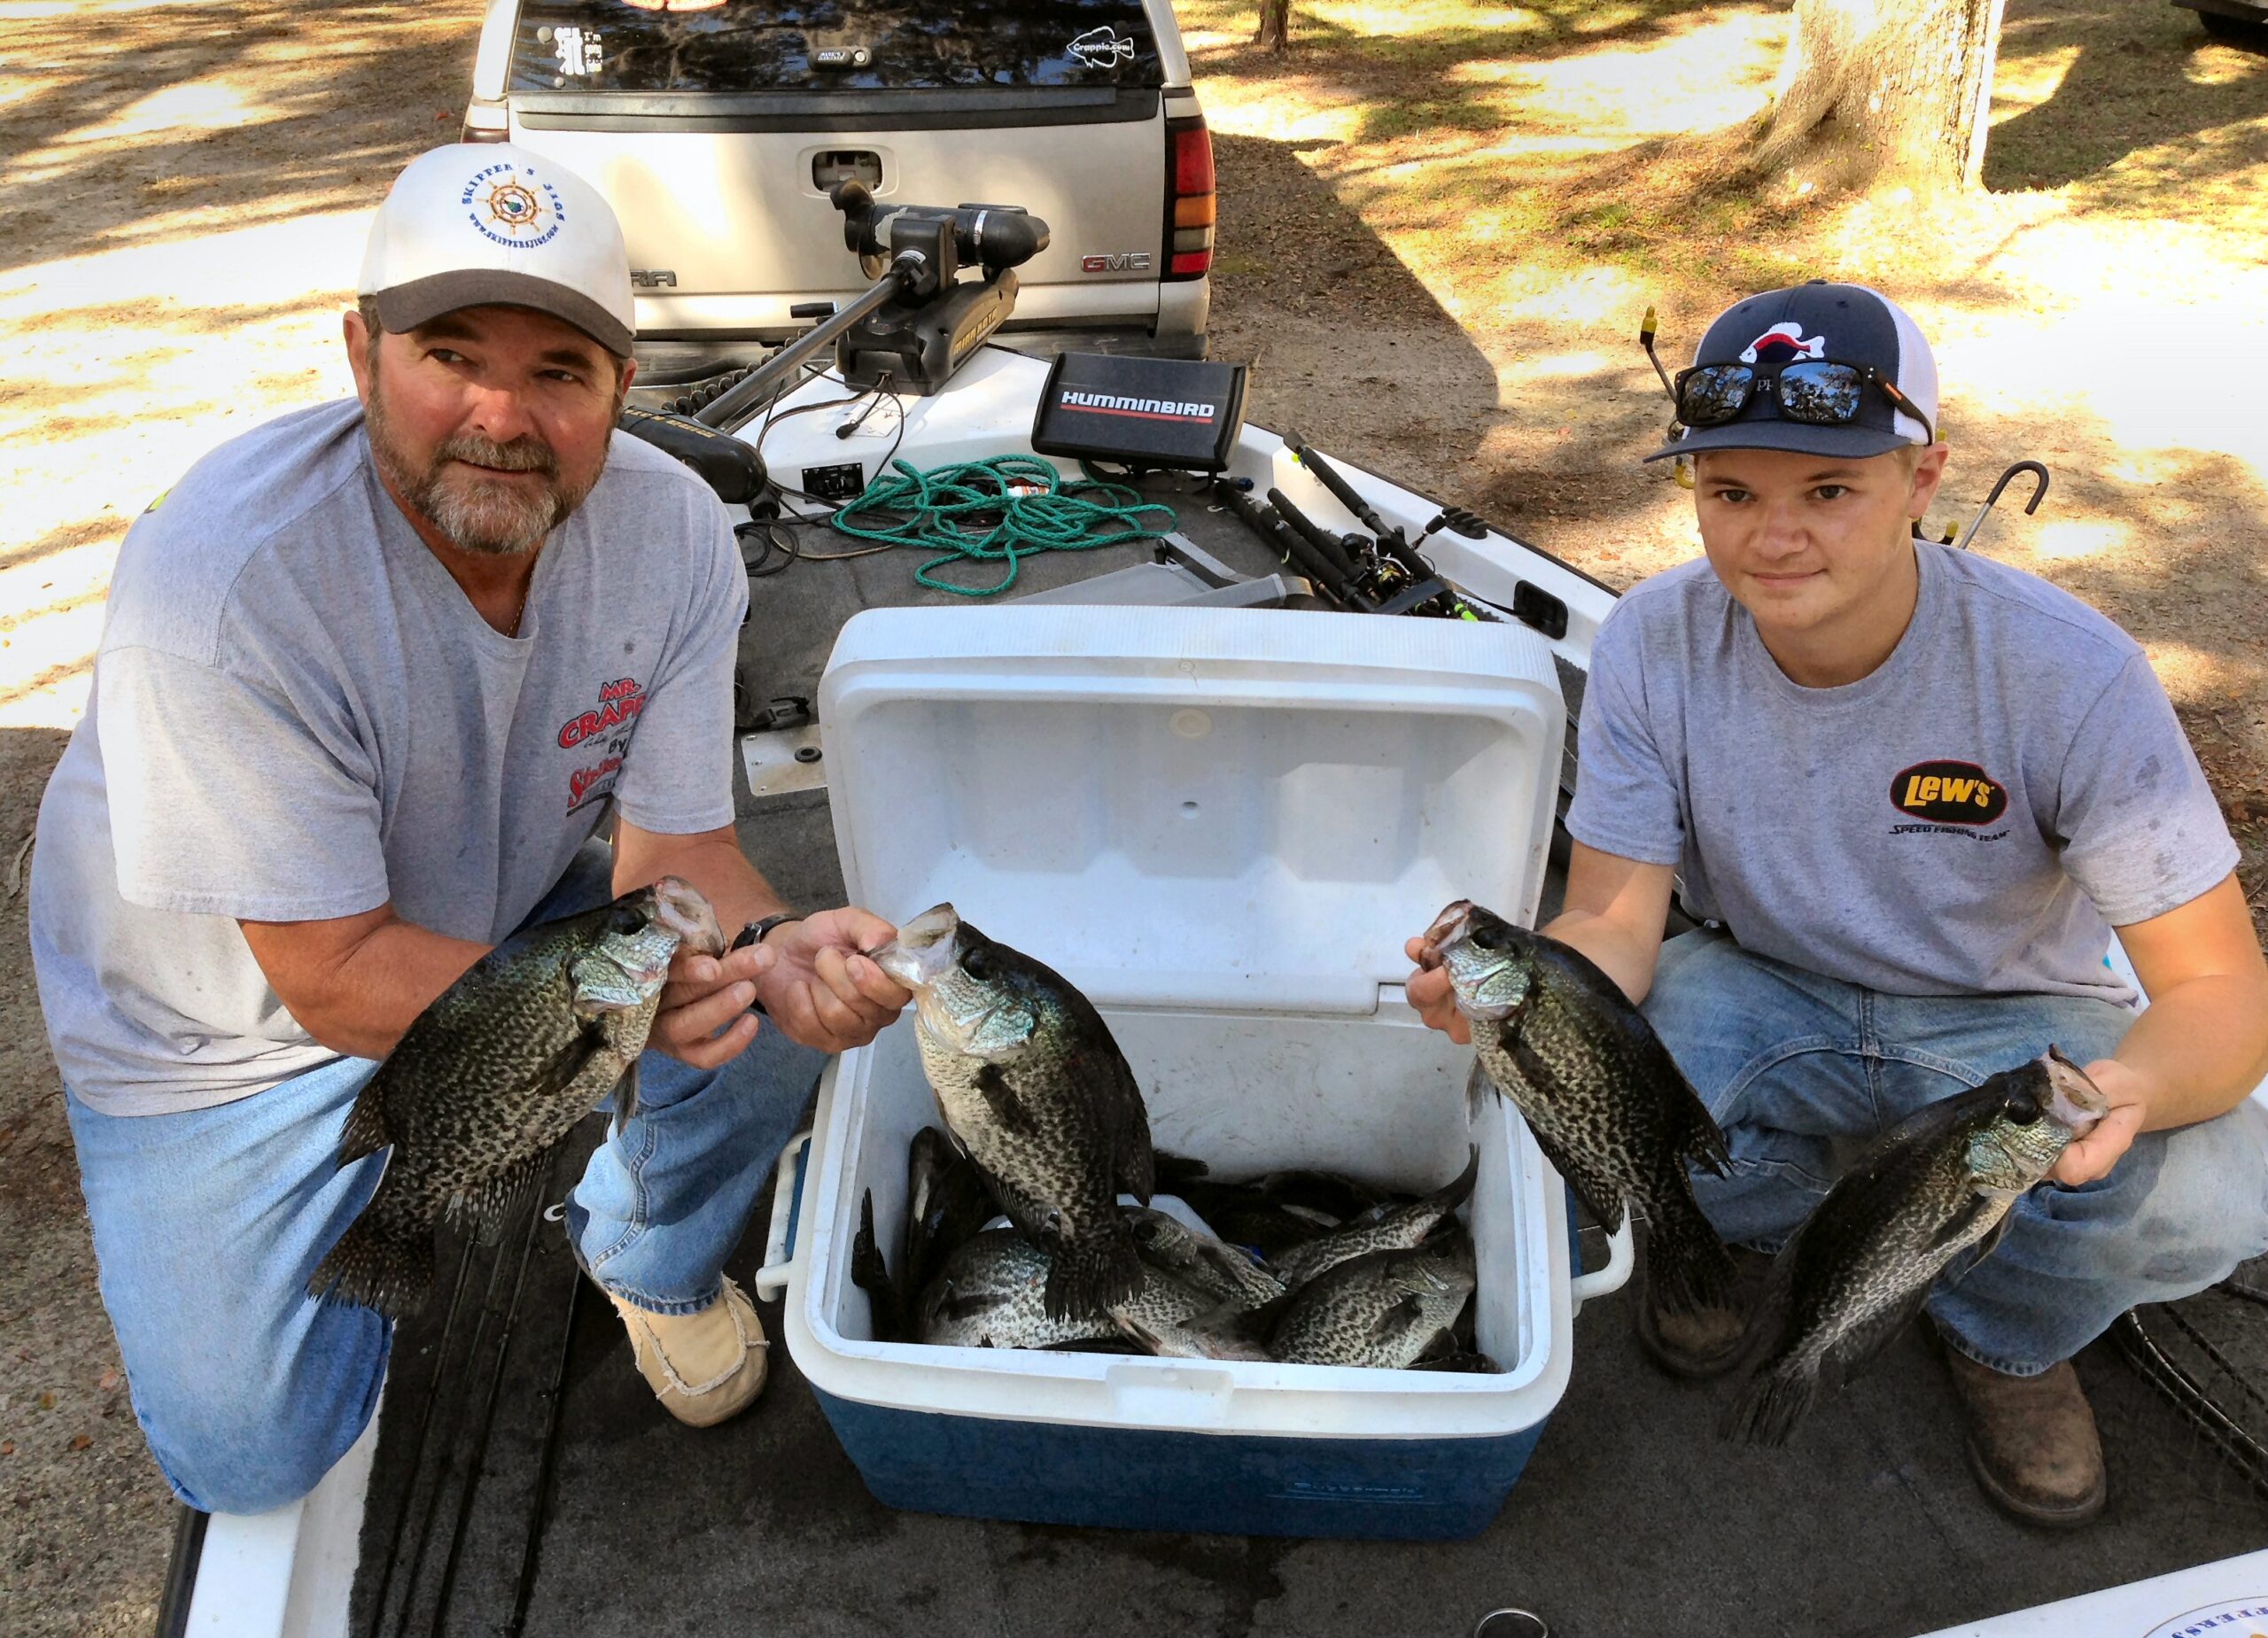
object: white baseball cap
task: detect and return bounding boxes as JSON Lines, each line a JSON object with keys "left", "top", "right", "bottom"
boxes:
{"left": 358, "top": 143, "right": 635, "bottom": 357}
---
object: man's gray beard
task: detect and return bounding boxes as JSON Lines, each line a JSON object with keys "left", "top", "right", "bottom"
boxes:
{"left": 364, "top": 378, "right": 609, "bottom": 557}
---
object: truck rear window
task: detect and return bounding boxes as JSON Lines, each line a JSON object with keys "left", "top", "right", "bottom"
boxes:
{"left": 509, "top": 0, "right": 1165, "bottom": 94}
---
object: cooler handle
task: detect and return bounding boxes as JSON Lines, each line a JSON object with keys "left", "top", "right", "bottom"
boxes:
{"left": 753, "top": 1130, "right": 814, "bottom": 1301}
{"left": 1568, "top": 1216, "right": 1634, "bottom": 1310}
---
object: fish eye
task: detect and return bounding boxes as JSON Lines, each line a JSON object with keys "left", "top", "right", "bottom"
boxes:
{"left": 607, "top": 905, "right": 646, "bottom": 935}
{"left": 1472, "top": 925, "right": 1507, "bottom": 952}
{"left": 2004, "top": 1091, "right": 2042, "bottom": 1125}
{"left": 960, "top": 944, "right": 993, "bottom": 981}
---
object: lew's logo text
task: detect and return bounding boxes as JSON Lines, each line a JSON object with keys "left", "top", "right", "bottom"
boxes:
{"left": 1890, "top": 759, "right": 2008, "bottom": 826}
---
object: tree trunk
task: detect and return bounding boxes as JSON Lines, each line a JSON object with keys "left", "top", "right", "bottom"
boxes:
{"left": 1759, "top": 0, "right": 2005, "bottom": 190}
{"left": 1254, "top": 0, "right": 1290, "bottom": 52}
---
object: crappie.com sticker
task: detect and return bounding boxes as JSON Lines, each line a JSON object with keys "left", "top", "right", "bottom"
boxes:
{"left": 1068, "top": 25, "right": 1135, "bottom": 67}
{"left": 2140, "top": 1600, "right": 2268, "bottom": 1638}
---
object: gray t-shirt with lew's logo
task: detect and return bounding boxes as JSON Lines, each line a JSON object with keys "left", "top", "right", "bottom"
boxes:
{"left": 1565, "top": 540, "right": 2236, "bottom": 1004}
{"left": 29, "top": 399, "right": 745, "bottom": 1115}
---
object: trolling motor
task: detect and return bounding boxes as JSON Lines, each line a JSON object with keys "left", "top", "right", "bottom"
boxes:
{"left": 687, "top": 184, "right": 1050, "bottom": 428}
{"left": 829, "top": 181, "right": 1048, "bottom": 394}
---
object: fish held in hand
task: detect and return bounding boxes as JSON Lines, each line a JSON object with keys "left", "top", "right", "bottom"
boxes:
{"left": 310, "top": 878, "right": 725, "bottom": 1316}
{"left": 1424, "top": 898, "right": 1736, "bottom": 1318}
{"left": 873, "top": 904, "right": 1154, "bottom": 1323}
{"left": 1722, "top": 1049, "right": 2109, "bottom": 1447}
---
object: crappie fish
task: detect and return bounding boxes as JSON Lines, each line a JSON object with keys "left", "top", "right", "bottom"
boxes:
{"left": 1723, "top": 1049, "right": 2109, "bottom": 1447}
{"left": 310, "top": 879, "right": 725, "bottom": 1316}
{"left": 1270, "top": 1231, "right": 1478, "bottom": 1369}
{"left": 1274, "top": 1147, "right": 1479, "bottom": 1291}
{"left": 915, "top": 1230, "right": 1123, "bottom": 1350}
{"left": 900, "top": 1124, "right": 996, "bottom": 1314}
{"left": 874, "top": 904, "right": 1154, "bottom": 1322}
{"left": 1424, "top": 900, "right": 1737, "bottom": 1318}
{"left": 1125, "top": 1207, "right": 1286, "bottom": 1309}
{"left": 916, "top": 1229, "right": 1217, "bottom": 1355}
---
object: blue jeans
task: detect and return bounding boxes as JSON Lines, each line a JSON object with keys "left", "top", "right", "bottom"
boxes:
{"left": 64, "top": 843, "right": 821, "bottom": 1514}
{"left": 1642, "top": 928, "right": 2268, "bottom": 1376}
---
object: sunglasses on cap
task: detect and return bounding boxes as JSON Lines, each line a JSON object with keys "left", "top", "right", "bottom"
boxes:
{"left": 1635, "top": 308, "right": 1934, "bottom": 452}
{"left": 1671, "top": 357, "right": 1934, "bottom": 447}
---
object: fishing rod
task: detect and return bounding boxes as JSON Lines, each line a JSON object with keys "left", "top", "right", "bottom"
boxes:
{"left": 1211, "top": 478, "right": 1376, "bottom": 609}
{"left": 1284, "top": 438, "right": 1489, "bottom": 620}
{"left": 362, "top": 1239, "right": 479, "bottom": 1637}
{"left": 430, "top": 1182, "right": 554, "bottom": 1630}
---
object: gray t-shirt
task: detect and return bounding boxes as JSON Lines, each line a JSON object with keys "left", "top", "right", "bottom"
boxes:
{"left": 1565, "top": 540, "right": 2235, "bottom": 1004}
{"left": 31, "top": 399, "right": 747, "bottom": 1115}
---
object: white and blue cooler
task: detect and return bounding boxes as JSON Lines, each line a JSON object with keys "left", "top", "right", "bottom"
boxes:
{"left": 757, "top": 604, "right": 1631, "bottom": 1541}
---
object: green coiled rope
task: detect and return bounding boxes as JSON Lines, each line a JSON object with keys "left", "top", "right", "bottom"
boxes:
{"left": 827, "top": 454, "right": 1177, "bottom": 597}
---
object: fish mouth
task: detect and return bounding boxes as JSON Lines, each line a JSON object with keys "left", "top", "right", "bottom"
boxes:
{"left": 1418, "top": 898, "right": 1520, "bottom": 1021}
{"left": 1417, "top": 900, "right": 1477, "bottom": 971}
{"left": 2040, "top": 1044, "right": 2110, "bottom": 1132}
{"left": 649, "top": 876, "right": 726, "bottom": 958}
{"left": 870, "top": 902, "right": 961, "bottom": 991}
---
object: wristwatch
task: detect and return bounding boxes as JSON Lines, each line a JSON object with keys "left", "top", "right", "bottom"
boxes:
{"left": 729, "top": 912, "right": 803, "bottom": 1015}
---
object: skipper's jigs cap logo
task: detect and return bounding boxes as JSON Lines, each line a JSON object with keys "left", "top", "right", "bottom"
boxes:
{"left": 460, "top": 162, "right": 567, "bottom": 251}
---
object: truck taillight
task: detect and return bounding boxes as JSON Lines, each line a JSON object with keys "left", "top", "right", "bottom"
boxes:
{"left": 1164, "top": 114, "right": 1214, "bottom": 280}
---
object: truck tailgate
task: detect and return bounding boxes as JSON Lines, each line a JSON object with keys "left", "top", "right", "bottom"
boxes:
{"left": 513, "top": 91, "right": 1165, "bottom": 332}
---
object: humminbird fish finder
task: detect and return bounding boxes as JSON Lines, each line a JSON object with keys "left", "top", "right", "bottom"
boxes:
{"left": 1030, "top": 353, "right": 1248, "bottom": 471}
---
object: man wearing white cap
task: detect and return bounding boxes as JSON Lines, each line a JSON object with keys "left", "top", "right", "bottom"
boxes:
{"left": 1409, "top": 283, "right": 2268, "bottom": 1525}
{"left": 28, "top": 144, "right": 909, "bottom": 1514}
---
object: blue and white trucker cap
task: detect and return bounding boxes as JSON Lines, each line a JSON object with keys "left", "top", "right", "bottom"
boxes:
{"left": 358, "top": 143, "right": 635, "bottom": 357}
{"left": 1647, "top": 281, "right": 1938, "bottom": 462}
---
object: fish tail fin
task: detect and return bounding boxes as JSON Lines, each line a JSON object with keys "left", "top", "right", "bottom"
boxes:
{"left": 1044, "top": 1226, "right": 1146, "bottom": 1323}
{"left": 307, "top": 1200, "right": 432, "bottom": 1318}
{"left": 1646, "top": 1185, "right": 1741, "bottom": 1318}
{"left": 1720, "top": 1353, "right": 1820, "bottom": 1447}
{"left": 1433, "top": 1144, "right": 1480, "bottom": 1213}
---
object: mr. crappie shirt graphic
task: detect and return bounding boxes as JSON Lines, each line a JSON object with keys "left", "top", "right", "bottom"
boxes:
{"left": 460, "top": 160, "right": 567, "bottom": 251}
{"left": 559, "top": 675, "right": 646, "bottom": 811}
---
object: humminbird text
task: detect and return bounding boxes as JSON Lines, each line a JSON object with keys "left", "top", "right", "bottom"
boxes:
{"left": 1061, "top": 392, "right": 1216, "bottom": 418}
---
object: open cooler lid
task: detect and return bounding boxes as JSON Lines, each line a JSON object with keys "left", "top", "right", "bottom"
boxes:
{"left": 818, "top": 606, "right": 1565, "bottom": 1014}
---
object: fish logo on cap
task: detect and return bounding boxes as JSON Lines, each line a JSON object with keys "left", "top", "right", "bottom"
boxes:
{"left": 1739, "top": 322, "right": 1826, "bottom": 364}
{"left": 459, "top": 161, "right": 566, "bottom": 250}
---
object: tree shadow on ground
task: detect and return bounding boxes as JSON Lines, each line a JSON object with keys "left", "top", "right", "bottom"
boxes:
{"left": 1207, "top": 130, "right": 1503, "bottom": 481}
{"left": 0, "top": 0, "right": 485, "bottom": 277}
{"left": 1185, "top": 0, "right": 1781, "bottom": 154}
{"left": 1986, "top": 0, "right": 2268, "bottom": 194}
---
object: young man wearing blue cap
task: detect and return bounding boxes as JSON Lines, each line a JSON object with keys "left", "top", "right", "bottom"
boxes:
{"left": 1410, "top": 282, "right": 2268, "bottom": 1525}
{"left": 29, "top": 144, "right": 911, "bottom": 1516}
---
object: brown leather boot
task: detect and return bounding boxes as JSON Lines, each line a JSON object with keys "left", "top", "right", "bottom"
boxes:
{"left": 611, "top": 1274, "right": 769, "bottom": 1429}
{"left": 1632, "top": 1240, "right": 1767, "bottom": 1380}
{"left": 1941, "top": 1347, "right": 2106, "bottom": 1527}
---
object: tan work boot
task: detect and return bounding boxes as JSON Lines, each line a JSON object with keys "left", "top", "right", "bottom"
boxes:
{"left": 1942, "top": 1347, "right": 2106, "bottom": 1527}
{"left": 610, "top": 1274, "right": 769, "bottom": 1429}
{"left": 1632, "top": 1240, "right": 1768, "bottom": 1381}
